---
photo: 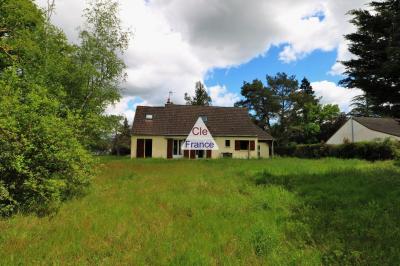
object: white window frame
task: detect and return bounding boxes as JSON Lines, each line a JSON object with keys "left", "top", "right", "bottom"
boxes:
{"left": 173, "top": 139, "right": 184, "bottom": 158}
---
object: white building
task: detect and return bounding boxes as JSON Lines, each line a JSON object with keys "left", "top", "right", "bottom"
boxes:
{"left": 327, "top": 117, "right": 400, "bottom": 145}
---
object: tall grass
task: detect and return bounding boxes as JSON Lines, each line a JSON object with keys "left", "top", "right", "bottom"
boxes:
{"left": 0, "top": 158, "right": 398, "bottom": 265}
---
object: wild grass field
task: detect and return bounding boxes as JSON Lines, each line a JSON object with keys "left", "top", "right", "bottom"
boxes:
{"left": 0, "top": 157, "right": 399, "bottom": 265}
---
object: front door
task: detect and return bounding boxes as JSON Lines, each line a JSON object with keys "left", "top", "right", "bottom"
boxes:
{"left": 137, "top": 139, "right": 144, "bottom": 158}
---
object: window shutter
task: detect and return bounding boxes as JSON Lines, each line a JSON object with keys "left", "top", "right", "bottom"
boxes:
{"left": 190, "top": 150, "right": 196, "bottom": 159}
{"left": 206, "top": 150, "right": 212, "bottom": 158}
{"left": 167, "top": 139, "right": 173, "bottom": 159}
{"left": 136, "top": 139, "right": 144, "bottom": 158}
{"left": 235, "top": 140, "right": 240, "bottom": 151}
{"left": 250, "top": 141, "right": 255, "bottom": 151}
{"left": 184, "top": 150, "right": 189, "bottom": 158}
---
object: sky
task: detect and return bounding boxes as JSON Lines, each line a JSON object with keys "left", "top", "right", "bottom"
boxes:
{"left": 35, "top": 0, "right": 369, "bottom": 122}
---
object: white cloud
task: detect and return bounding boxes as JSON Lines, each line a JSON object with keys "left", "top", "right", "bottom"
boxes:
{"left": 208, "top": 85, "right": 240, "bottom": 107}
{"left": 311, "top": 80, "right": 363, "bottom": 112}
{"left": 34, "top": 0, "right": 370, "bottom": 118}
{"left": 105, "top": 96, "right": 148, "bottom": 123}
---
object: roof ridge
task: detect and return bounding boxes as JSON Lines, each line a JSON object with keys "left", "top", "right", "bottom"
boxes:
{"left": 138, "top": 104, "right": 245, "bottom": 109}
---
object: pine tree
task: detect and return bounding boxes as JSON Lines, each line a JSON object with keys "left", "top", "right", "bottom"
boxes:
{"left": 340, "top": 0, "right": 400, "bottom": 117}
{"left": 299, "top": 78, "right": 318, "bottom": 104}
{"left": 350, "top": 94, "right": 376, "bottom": 117}
{"left": 235, "top": 79, "right": 279, "bottom": 129}
{"left": 184, "top": 81, "right": 212, "bottom": 106}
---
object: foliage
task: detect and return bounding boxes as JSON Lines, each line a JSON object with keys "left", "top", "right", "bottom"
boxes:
{"left": 0, "top": 69, "right": 93, "bottom": 216}
{"left": 184, "top": 81, "right": 212, "bottom": 106}
{"left": 268, "top": 72, "right": 299, "bottom": 135}
{"left": 350, "top": 93, "right": 376, "bottom": 117}
{"left": 235, "top": 79, "right": 279, "bottom": 129}
{"left": 0, "top": 0, "right": 130, "bottom": 216}
{"left": 291, "top": 103, "right": 341, "bottom": 144}
{"left": 236, "top": 73, "right": 343, "bottom": 145}
{"left": 340, "top": 0, "right": 400, "bottom": 117}
{"left": 111, "top": 117, "right": 131, "bottom": 156}
{"left": 276, "top": 139, "right": 400, "bottom": 161}
{"left": 70, "top": 0, "right": 131, "bottom": 151}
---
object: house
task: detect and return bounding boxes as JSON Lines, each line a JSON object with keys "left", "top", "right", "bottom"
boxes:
{"left": 327, "top": 117, "right": 400, "bottom": 144}
{"left": 131, "top": 104, "right": 274, "bottom": 159}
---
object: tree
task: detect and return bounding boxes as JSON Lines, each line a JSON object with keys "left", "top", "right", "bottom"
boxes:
{"left": 0, "top": 0, "right": 131, "bottom": 216}
{"left": 236, "top": 73, "right": 343, "bottom": 145}
{"left": 111, "top": 117, "right": 131, "bottom": 156}
{"left": 350, "top": 93, "right": 376, "bottom": 117}
{"left": 69, "top": 0, "right": 131, "bottom": 151}
{"left": 184, "top": 81, "right": 212, "bottom": 106}
{"left": 318, "top": 112, "right": 348, "bottom": 142}
{"left": 235, "top": 79, "right": 279, "bottom": 129}
{"left": 340, "top": 0, "right": 400, "bottom": 117}
{"left": 0, "top": 0, "right": 95, "bottom": 217}
{"left": 267, "top": 73, "right": 299, "bottom": 144}
{"left": 0, "top": 69, "right": 93, "bottom": 217}
{"left": 299, "top": 78, "right": 318, "bottom": 105}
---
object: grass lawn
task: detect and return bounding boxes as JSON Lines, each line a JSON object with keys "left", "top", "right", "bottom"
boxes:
{"left": 1, "top": 158, "right": 399, "bottom": 265}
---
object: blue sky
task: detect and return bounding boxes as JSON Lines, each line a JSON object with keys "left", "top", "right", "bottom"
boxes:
{"left": 205, "top": 45, "right": 340, "bottom": 94}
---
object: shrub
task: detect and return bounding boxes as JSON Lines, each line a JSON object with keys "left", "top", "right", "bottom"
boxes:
{"left": 276, "top": 139, "right": 399, "bottom": 161}
{"left": 0, "top": 71, "right": 93, "bottom": 217}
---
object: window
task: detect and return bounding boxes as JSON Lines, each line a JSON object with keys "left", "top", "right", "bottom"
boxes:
{"left": 235, "top": 140, "right": 255, "bottom": 151}
{"left": 239, "top": 141, "right": 249, "bottom": 150}
{"left": 225, "top": 140, "right": 231, "bottom": 147}
{"left": 145, "top": 114, "right": 153, "bottom": 120}
{"left": 173, "top": 139, "right": 184, "bottom": 156}
{"left": 200, "top": 115, "right": 208, "bottom": 123}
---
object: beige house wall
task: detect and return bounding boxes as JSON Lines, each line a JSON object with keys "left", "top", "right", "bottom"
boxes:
{"left": 259, "top": 142, "right": 269, "bottom": 158}
{"left": 131, "top": 135, "right": 168, "bottom": 158}
{"left": 213, "top": 137, "right": 259, "bottom": 159}
{"left": 131, "top": 135, "right": 270, "bottom": 159}
{"left": 327, "top": 119, "right": 400, "bottom": 145}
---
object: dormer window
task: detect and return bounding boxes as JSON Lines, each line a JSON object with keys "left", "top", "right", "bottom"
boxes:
{"left": 200, "top": 115, "right": 208, "bottom": 123}
{"left": 145, "top": 114, "right": 153, "bottom": 120}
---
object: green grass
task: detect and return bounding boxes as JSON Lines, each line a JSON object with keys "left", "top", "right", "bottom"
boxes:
{"left": 0, "top": 158, "right": 399, "bottom": 265}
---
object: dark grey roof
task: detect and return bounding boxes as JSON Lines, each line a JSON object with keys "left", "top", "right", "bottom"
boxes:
{"left": 132, "top": 104, "right": 273, "bottom": 140}
{"left": 354, "top": 117, "right": 400, "bottom": 137}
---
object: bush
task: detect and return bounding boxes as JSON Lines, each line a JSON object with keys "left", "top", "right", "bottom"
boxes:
{"left": 0, "top": 71, "right": 93, "bottom": 217}
{"left": 276, "top": 139, "right": 400, "bottom": 161}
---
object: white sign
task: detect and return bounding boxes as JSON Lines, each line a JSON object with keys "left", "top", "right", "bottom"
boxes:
{"left": 181, "top": 117, "right": 219, "bottom": 150}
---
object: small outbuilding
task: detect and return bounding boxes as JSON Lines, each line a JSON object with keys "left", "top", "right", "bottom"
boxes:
{"left": 327, "top": 117, "right": 400, "bottom": 144}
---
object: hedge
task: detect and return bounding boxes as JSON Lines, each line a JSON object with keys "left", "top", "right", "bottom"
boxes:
{"left": 276, "top": 139, "right": 400, "bottom": 161}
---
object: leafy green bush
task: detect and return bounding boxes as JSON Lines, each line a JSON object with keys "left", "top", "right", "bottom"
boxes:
{"left": 276, "top": 139, "right": 400, "bottom": 161}
{"left": 0, "top": 70, "right": 93, "bottom": 217}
